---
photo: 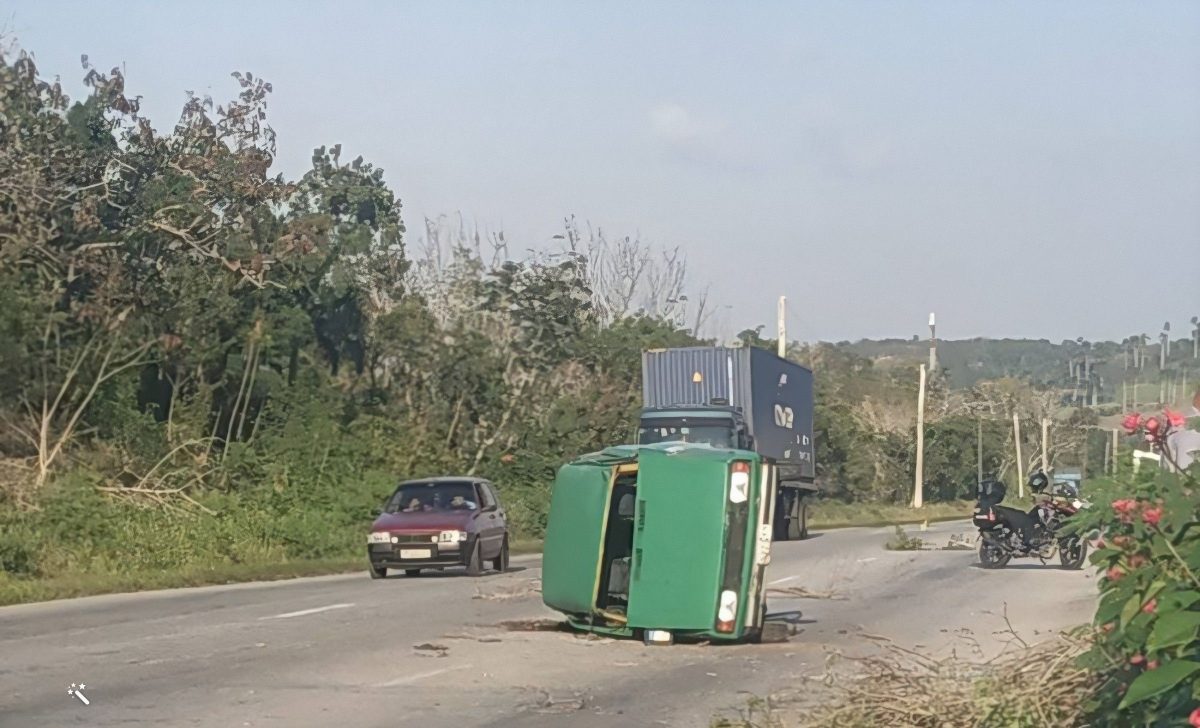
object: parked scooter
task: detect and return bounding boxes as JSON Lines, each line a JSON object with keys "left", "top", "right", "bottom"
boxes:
{"left": 972, "top": 470, "right": 1090, "bottom": 569}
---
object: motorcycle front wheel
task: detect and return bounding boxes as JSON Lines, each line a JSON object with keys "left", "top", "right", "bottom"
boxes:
{"left": 979, "top": 538, "right": 1011, "bottom": 569}
{"left": 1058, "top": 537, "right": 1088, "bottom": 570}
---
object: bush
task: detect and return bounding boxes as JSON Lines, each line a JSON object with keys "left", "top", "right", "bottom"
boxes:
{"left": 1071, "top": 467, "right": 1200, "bottom": 726}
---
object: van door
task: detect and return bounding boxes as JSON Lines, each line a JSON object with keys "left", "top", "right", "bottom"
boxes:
{"left": 626, "top": 448, "right": 734, "bottom": 630}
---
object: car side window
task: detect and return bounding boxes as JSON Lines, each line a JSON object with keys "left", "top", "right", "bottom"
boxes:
{"left": 478, "top": 483, "right": 497, "bottom": 510}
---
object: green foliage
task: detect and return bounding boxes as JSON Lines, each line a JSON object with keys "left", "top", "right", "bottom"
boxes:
{"left": 1071, "top": 469, "right": 1200, "bottom": 725}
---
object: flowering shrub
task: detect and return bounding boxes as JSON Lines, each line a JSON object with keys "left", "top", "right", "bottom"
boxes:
{"left": 1074, "top": 411, "right": 1200, "bottom": 726}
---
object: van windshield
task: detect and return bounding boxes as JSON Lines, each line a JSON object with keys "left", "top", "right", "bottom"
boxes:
{"left": 638, "top": 420, "right": 735, "bottom": 448}
{"left": 385, "top": 482, "right": 478, "bottom": 513}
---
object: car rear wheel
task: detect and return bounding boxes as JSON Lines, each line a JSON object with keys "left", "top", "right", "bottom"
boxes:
{"left": 369, "top": 564, "right": 387, "bottom": 579}
{"left": 492, "top": 536, "right": 510, "bottom": 573}
{"left": 466, "top": 540, "right": 484, "bottom": 577}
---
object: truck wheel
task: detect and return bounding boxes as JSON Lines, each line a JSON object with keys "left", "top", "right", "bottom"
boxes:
{"left": 798, "top": 501, "right": 809, "bottom": 540}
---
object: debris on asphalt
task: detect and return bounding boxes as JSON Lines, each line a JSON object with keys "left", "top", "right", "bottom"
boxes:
{"left": 413, "top": 642, "right": 450, "bottom": 657}
{"left": 766, "top": 586, "right": 846, "bottom": 600}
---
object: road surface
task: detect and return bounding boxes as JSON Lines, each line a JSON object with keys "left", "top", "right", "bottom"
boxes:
{"left": 0, "top": 521, "right": 1097, "bottom": 727}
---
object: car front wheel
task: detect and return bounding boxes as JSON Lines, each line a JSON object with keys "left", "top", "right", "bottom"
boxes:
{"left": 466, "top": 540, "right": 484, "bottom": 577}
{"left": 492, "top": 536, "right": 510, "bottom": 573}
{"left": 369, "top": 564, "right": 387, "bottom": 579}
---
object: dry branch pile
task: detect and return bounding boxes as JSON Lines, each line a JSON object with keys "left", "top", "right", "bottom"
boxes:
{"left": 791, "top": 635, "right": 1097, "bottom": 728}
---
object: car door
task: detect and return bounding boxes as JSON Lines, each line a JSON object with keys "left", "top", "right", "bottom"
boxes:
{"left": 476, "top": 482, "right": 505, "bottom": 558}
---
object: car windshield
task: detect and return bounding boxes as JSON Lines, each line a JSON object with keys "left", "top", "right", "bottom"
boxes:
{"left": 638, "top": 423, "right": 734, "bottom": 448}
{"left": 384, "top": 482, "right": 479, "bottom": 513}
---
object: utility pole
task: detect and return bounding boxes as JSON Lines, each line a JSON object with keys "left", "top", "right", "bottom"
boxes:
{"left": 1161, "top": 322, "right": 1169, "bottom": 370}
{"left": 1111, "top": 428, "right": 1119, "bottom": 475}
{"left": 777, "top": 296, "right": 787, "bottom": 358}
{"left": 913, "top": 364, "right": 927, "bottom": 509}
{"left": 1104, "top": 436, "right": 1112, "bottom": 476}
{"left": 1191, "top": 317, "right": 1199, "bottom": 359}
{"left": 1041, "top": 417, "right": 1050, "bottom": 474}
{"left": 928, "top": 313, "right": 937, "bottom": 375}
{"left": 976, "top": 418, "right": 983, "bottom": 486}
{"left": 1013, "top": 412, "right": 1025, "bottom": 498}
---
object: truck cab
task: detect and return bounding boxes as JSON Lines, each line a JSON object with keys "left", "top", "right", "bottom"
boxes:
{"left": 636, "top": 404, "right": 752, "bottom": 451}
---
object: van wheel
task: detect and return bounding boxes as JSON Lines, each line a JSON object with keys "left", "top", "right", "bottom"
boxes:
{"left": 492, "top": 536, "right": 510, "bottom": 573}
{"left": 466, "top": 541, "right": 484, "bottom": 577}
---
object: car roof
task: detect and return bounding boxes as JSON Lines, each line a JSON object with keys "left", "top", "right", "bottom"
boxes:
{"left": 396, "top": 476, "right": 491, "bottom": 486}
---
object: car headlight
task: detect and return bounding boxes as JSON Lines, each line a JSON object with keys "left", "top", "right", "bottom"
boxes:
{"left": 439, "top": 530, "right": 467, "bottom": 543}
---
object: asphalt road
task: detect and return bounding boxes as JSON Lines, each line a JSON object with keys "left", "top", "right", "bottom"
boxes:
{"left": 0, "top": 520, "right": 1098, "bottom": 727}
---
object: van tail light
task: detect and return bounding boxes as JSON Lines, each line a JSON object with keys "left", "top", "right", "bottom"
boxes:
{"left": 729, "top": 461, "right": 750, "bottom": 504}
{"left": 715, "top": 589, "right": 738, "bottom": 633}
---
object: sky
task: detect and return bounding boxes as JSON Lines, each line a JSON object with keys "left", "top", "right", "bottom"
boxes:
{"left": 4, "top": 1, "right": 1199, "bottom": 343}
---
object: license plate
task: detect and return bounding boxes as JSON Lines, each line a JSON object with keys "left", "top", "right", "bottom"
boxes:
{"left": 400, "top": 548, "right": 432, "bottom": 560}
{"left": 367, "top": 532, "right": 390, "bottom": 544}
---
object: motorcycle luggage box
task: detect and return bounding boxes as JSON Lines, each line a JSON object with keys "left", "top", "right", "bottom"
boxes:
{"left": 972, "top": 509, "right": 999, "bottom": 530}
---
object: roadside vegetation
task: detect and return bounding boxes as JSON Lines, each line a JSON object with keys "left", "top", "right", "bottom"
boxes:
{"left": 0, "top": 41, "right": 1192, "bottom": 607}
{"left": 714, "top": 420, "right": 1200, "bottom": 727}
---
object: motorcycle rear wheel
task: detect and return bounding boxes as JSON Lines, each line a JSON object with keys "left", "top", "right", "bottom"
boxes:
{"left": 1058, "top": 537, "right": 1088, "bottom": 570}
{"left": 979, "top": 539, "right": 1011, "bottom": 569}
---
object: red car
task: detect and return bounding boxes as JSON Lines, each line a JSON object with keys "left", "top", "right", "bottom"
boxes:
{"left": 368, "top": 477, "right": 510, "bottom": 578}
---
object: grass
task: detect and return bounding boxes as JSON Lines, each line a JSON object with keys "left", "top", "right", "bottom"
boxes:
{"left": 807, "top": 500, "right": 971, "bottom": 530}
{"left": 884, "top": 525, "right": 930, "bottom": 551}
{"left": 0, "top": 501, "right": 967, "bottom": 608}
{"left": 0, "top": 538, "right": 545, "bottom": 607}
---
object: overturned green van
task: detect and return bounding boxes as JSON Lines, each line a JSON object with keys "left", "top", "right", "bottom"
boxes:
{"left": 541, "top": 442, "right": 779, "bottom": 644}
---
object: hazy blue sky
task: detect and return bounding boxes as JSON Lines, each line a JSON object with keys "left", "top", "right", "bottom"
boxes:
{"left": 5, "top": 1, "right": 1199, "bottom": 342}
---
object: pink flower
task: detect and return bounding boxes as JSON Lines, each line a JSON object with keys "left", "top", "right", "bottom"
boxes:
{"left": 1147, "top": 660, "right": 1159, "bottom": 670}
{"left": 1189, "top": 707, "right": 1200, "bottom": 727}
{"left": 1122, "top": 412, "right": 1143, "bottom": 434}
{"left": 1130, "top": 654, "right": 1145, "bottom": 666}
{"left": 1145, "top": 417, "right": 1161, "bottom": 434}
{"left": 1107, "top": 566, "right": 1125, "bottom": 582}
{"left": 1165, "top": 408, "right": 1186, "bottom": 429}
{"left": 1142, "top": 599, "right": 1157, "bottom": 614}
{"left": 1141, "top": 507, "right": 1164, "bottom": 527}
{"left": 1112, "top": 499, "right": 1137, "bottom": 514}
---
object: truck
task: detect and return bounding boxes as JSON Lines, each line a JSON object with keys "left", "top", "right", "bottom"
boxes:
{"left": 636, "top": 345, "right": 817, "bottom": 540}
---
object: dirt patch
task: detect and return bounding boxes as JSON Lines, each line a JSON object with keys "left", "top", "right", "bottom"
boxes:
{"left": 495, "top": 618, "right": 571, "bottom": 633}
{"left": 413, "top": 642, "right": 450, "bottom": 657}
{"left": 473, "top": 579, "right": 541, "bottom": 602}
{"left": 766, "top": 586, "right": 846, "bottom": 600}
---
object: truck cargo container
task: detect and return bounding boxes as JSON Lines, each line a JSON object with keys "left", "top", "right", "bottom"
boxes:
{"left": 637, "top": 346, "right": 817, "bottom": 539}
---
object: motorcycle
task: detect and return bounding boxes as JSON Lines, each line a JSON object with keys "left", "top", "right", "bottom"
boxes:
{"left": 972, "top": 469, "right": 1091, "bottom": 570}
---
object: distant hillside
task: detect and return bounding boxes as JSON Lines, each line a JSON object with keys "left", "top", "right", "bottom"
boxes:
{"left": 836, "top": 337, "right": 1198, "bottom": 407}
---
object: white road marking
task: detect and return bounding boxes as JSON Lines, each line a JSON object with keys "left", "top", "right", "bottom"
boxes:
{"left": 769, "top": 575, "right": 800, "bottom": 585}
{"left": 259, "top": 603, "right": 355, "bottom": 620}
{"left": 375, "top": 665, "right": 471, "bottom": 688}
{"left": 857, "top": 557, "right": 877, "bottom": 563}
